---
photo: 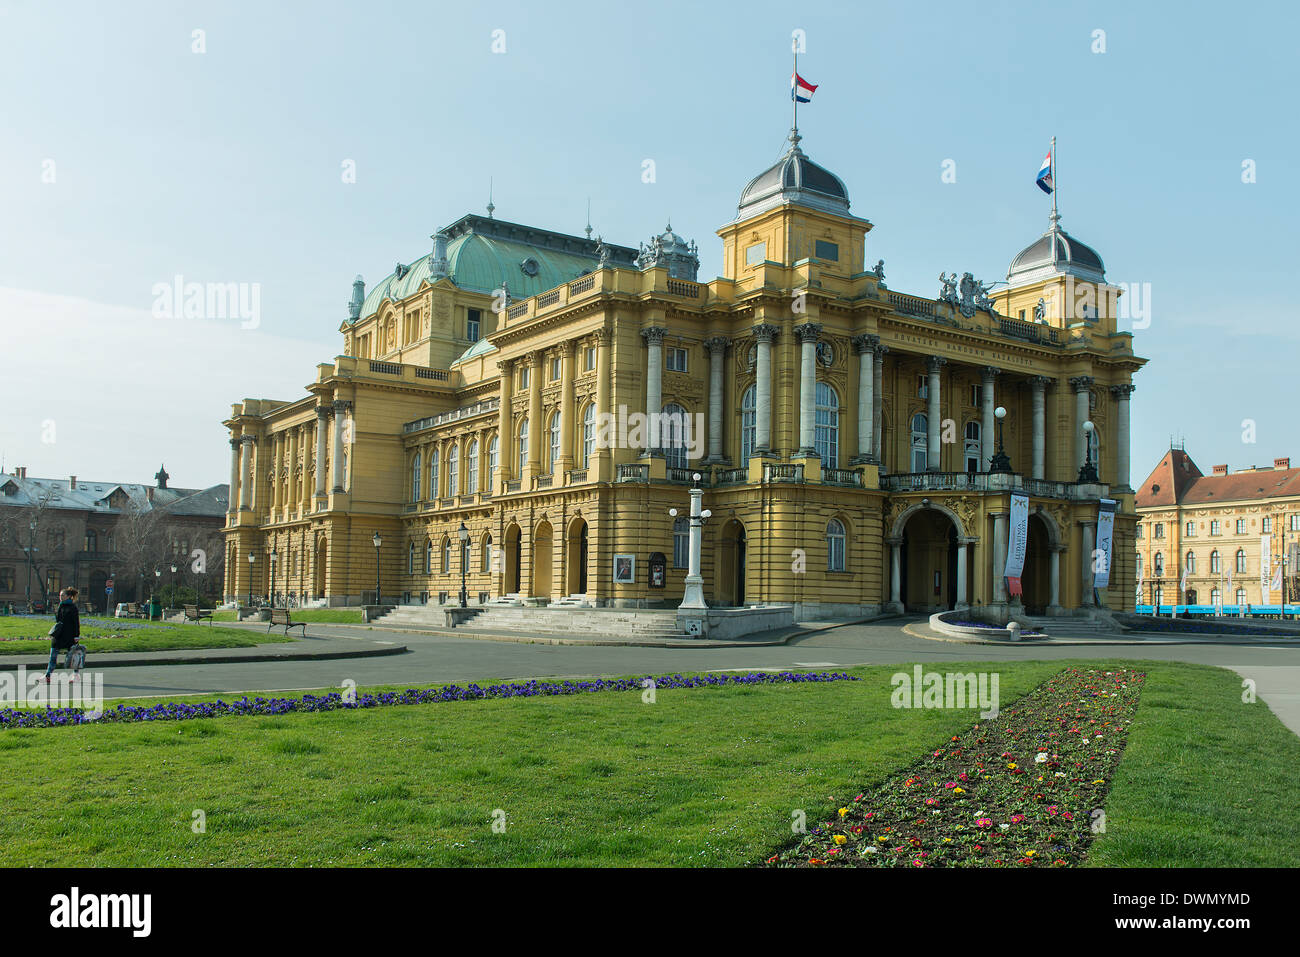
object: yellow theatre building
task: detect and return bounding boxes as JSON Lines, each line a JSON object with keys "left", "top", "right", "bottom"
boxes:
{"left": 222, "top": 127, "right": 1145, "bottom": 623}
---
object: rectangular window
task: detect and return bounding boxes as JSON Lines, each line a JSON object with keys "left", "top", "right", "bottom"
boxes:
{"left": 916, "top": 375, "right": 928, "bottom": 399}
{"left": 467, "top": 308, "right": 481, "bottom": 341}
{"left": 1291, "top": 515, "right": 1300, "bottom": 532}
{"left": 551, "top": 358, "right": 561, "bottom": 381}
{"left": 1210, "top": 520, "right": 1221, "bottom": 536}
{"left": 1236, "top": 519, "right": 1247, "bottom": 534}
{"left": 1185, "top": 522, "right": 1195, "bottom": 537}
{"left": 1262, "top": 516, "right": 1272, "bottom": 533}
{"left": 584, "top": 346, "right": 596, "bottom": 371}
{"left": 814, "top": 240, "right": 839, "bottom": 262}
{"left": 666, "top": 348, "right": 688, "bottom": 373}
{"left": 1017, "top": 309, "right": 1026, "bottom": 320}
{"left": 1135, "top": 526, "right": 1144, "bottom": 540}
{"left": 745, "top": 242, "right": 767, "bottom": 267}
{"left": 969, "top": 384, "right": 981, "bottom": 407}
{"left": 519, "top": 367, "right": 529, "bottom": 389}
{"left": 1154, "top": 524, "right": 1165, "bottom": 539}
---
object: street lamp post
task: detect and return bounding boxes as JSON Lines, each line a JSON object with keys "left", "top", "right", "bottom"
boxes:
{"left": 247, "top": 550, "right": 255, "bottom": 608}
{"left": 1078, "top": 420, "right": 1099, "bottom": 483}
{"left": 989, "top": 406, "right": 1012, "bottom": 474}
{"left": 24, "top": 520, "right": 36, "bottom": 605}
{"left": 458, "top": 522, "right": 469, "bottom": 608}
{"left": 269, "top": 548, "right": 278, "bottom": 609}
{"left": 152, "top": 568, "right": 161, "bottom": 619}
{"left": 372, "top": 531, "right": 382, "bottom": 606}
{"left": 669, "top": 473, "right": 711, "bottom": 609}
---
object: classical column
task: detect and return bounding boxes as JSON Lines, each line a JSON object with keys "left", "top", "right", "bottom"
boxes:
{"left": 1081, "top": 521, "right": 1097, "bottom": 605}
{"left": 1070, "top": 376, "right": 1094, "bottom": 471}
{"left": 703, "top": 336, "right": 729, "bottom": 464}
{"left": 239, "top": 435, "right": 254, "bottom": 510}
{"left": 992, "top": 512, "right": 1009, "bottom": 603}
{"left": 497, "top": 358, "right": 514, "bottom": 488}
{"left": 955, "top": 542, "right": 969, "bottom": 608}
{"left": 888, "top": 538, "right": 903, "bottom": 610}
{"left": 228, "top": 437, "right": 241, "bottom": 517}
{"left": 926, "top": 356, "right": 946, "bottom": 472}
{"left": 1031, "top": 376, "right": 1050, "bottom": 480}
{"left": 594, "top": 328, "right": 612, "bottom": 479}
{"left": 981, "top": 367, "right": 999, "bottom": 471}
{"left": 1048, "top": 545, "right": 1064, "bottom": 614}
{"left": 680, "top": 482, "right": 707, "bottom": 609}
{"left": 872, "top": 344, "right": 888, "bottom": 463}
{"left": 314, "top": 406, "right": 329, "bottom": 500}
{"left": 851, "top": 335, "right": 876, "bottom": 463}
{"left": 641, "top": 326, "right": 667, "bottom": 452}
{"left": 795, "top": 322, "right": 822, "bottom": 456}
{"left": 1111, "top": 384, "right": 1135, "bottom": 489}
{"left": 558, "top": 341, "right": 575, "bottom": 473}
{"left": 298, "top": 425, "right": 310, "bottom": 507}
{"left": 753, "top": 324, "right": 779, "bottom": 454}
{"left": 330, "top": 400, "right": 349, "bottom": 492}
{"left": 271, "top": 434, "right": 283, "bottom": 517}
{"left": 526, "top": 352, "right": 543, "bottom": 474}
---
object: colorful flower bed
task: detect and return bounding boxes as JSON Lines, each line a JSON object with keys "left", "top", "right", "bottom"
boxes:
{"left": 0, "top": 670, "right": 857, "bottom": 730}
{"left": 766, "top": 667, "right": 1144, "bottom": 867}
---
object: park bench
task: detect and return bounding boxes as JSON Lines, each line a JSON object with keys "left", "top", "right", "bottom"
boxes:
{"left": 183, "top": 604, "right": 213, "bottom": 626}
{"left": 268, "top": 608, "right": 307, "bottom": 636}
{"left": 125, "top": 603, "right": 146, "bottom": 619}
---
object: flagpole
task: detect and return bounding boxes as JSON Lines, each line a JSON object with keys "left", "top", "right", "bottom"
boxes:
{"left": 791, "top": 43, "right": 798, "bottom": 144}
{"left": 1051, "top": 135, "right": 1058, "bottom": 223}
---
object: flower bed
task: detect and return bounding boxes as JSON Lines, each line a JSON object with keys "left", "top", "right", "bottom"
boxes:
{"left": 0, "top": 670, "right": 858, "bottom": 730}
{"left": 765, "top": 667, "right": 1144, "bottom": 867}
{"left": 929, "top": 611, "right": 1045, "bottom": 641}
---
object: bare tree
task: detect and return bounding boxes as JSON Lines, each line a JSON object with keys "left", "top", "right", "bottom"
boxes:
{"left": 0, "top": 484, "right": 58, "bottom": 604}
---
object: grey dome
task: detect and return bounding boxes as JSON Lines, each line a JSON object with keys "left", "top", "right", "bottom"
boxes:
{"left": 1007, "top": 213, "right": 1105, "bottom": 286}
{"left": 737, "top": 140, "right": 850, "bottom": 219}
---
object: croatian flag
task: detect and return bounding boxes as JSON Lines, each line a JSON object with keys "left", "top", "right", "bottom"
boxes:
{"left": 1036, "top": 148, "right": 1054, "bottom": 194}
{"left": 791, "top": 73, "right": 818, "bottom": 103}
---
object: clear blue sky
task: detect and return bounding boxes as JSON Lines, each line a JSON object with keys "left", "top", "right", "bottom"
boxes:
{"left": 2, "top": 0, "right": 1296, "bottom": 486}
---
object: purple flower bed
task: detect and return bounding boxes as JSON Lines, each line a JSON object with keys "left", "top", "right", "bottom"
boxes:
{"left": 946, "top": 619, "right": 1045, "bottom": 639}
{"left": 0, "top": 670, "right": 858, "bottom": 730}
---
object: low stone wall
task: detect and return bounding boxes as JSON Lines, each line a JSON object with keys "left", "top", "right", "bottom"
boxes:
{"left": 676, "top": 605, "right": 795, "bottom": 640}
{"left": 928, "top": 611, "right": 1045, "bottom": 642}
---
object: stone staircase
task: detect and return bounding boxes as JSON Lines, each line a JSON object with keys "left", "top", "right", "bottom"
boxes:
{"left": 372, "top": 603, "right": 690, "bottom": 639}
{"left": 1025, "top": 616, "right": 1120, "bottom": 639}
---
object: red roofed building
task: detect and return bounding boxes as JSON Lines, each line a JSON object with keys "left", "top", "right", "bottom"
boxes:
{"left": 1135, "top": 448, "right": 1300, "bottom": 607}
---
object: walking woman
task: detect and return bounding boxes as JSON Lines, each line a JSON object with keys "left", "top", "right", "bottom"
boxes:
{"left": 44, "top": 587, "right": 81, "bottom": 682}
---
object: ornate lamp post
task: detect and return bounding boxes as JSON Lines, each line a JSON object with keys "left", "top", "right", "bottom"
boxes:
{"left": 458, "top": 521, "right": 469, "bottom": 608}
{"left": 247, "top": 550, "right": 255, "bottom": 608}
{"left": 269, "top": 547, "right": 278, "bottom": 608}
{"left": 372, "top": 531, "right": 382, "bottom": 606}
{"left": 669, "top": 473, "right": 711, "bottom": 609}
{"left": 1078, "top": 420, "right": 1099, "bottom": 483}
{"left": 989, "top": 405, "right": 1012, "bottom": 474}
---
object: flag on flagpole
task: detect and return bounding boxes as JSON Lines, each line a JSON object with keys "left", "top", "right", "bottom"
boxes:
{"left": 1272, "top": 562, "right": 1283, "bottom": 592}
{"left": 791, "top": 73, "right": 818, "bottom": 103}
{"left": 1036, "top": 147, "right": 1054, "bottom": 194}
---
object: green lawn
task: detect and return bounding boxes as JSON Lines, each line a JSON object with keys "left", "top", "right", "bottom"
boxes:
{"left": 0, "top": 618, "right": 294, "bottom": 655}
{"left": 0, "top": 661, "right": 1294, "bottom": 867}
{"left": 211, "top": 608, "right": 364, "bottom": 624}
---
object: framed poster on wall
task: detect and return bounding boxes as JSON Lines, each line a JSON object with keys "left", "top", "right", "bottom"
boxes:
{"left": 613, "top": 554, "right": 635, "bottom": 584}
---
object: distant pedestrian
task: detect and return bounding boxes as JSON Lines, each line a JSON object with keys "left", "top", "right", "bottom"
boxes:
{"left": 44, "top": 587, "right": 81, "bottom": 683}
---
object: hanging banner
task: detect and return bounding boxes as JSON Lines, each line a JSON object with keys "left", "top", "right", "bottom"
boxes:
{"left": 1004, "top": 493, "right": 1030, "bottom": 596}
{"left": 1261, "top": 534, "right": 1272, "bottom": 598}
{"left": 1093, "top": 498, "right": 1117, "bottom": 589}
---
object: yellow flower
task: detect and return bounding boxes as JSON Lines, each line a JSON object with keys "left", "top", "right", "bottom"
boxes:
{"left": 833, "top": 834, "right": 847, "bottom": 845}
{"left": 1007, "top": 763, "right": 1017, "bottom": 769}
{"left": 1025, "top": 850, "right": 1036, "bottom": 857}
{"left": 838, "top": 807, "right": 849, "bottom": 819}
{"left": 954, "top": 787, "right": 965, "bottom": 794}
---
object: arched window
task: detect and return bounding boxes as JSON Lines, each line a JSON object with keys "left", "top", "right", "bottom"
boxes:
{"left": 1210, "top": 549, "right": 1221, "bottom": 574}
{"left": 910, "top": 413, "right": 928, "bottom": 472}
{"left": 672, "top": 516, "right": 689, "bottom": 568}
{"left": 429, "top": 447, "right": 439, "bottom": 499}
{"left": 467, "top": 439, "right": 479, "bottom": 494}
{"left": 663, "top": 403, "right": 689, "bottom": 470}
{"left": 425, "top": 538, "right": 433, "bottom": 575}
{"left": 1236, "top": 549, "right": 1247, "bottom": 574}
{"left": 441, "top": 536, "right": 452, "bottom": 574}
{"left": 85, "top": 529, "right": 97, "bottom": 553}
{"left": 411, "top": 451, "right": 422, "bottom": 502}
{"left": 487, "top": 435, "right": 499, "bottom": 489}
{"left": 1154, "top": 586, "right": 1163, "bottom": 607}
{"left": 517, "top": 418, "right": 529, "bottom": 472}
{"left": 827, "top": 518, "right": 846, "bottom": 571}
{"left": 964, "top": 422, "right": 981, "bottom": 473}
{"left": 1210, "top": 587, "right": 1221, "bottom": 607}
{"left": 1235, "top": 588, "right": 1247, "bottom": 606}
{"left": 481, "top": 533, "right": 493, "bottom": 573}
{"left": 448, "top": 444, "right": 459, "bottom": 497}
{"left": 461, "top": 536, "right": 471, "bottom": 572}
{"left": 582, "top": 404, "right": 596, "bottom": 468}
{"left": 1154, "top": 552, "right": 1164, "bottom": 576}
{"left": 1135, "top": 554, "right": 1143, "bottom": 579}
{"left": 814, "top": 383, "right": 839, "bottom": 467}
{"left": 408, "top": 541, "right": 416, "bottom": 575}
{"left": 1185, "top": 551, "right": 1196, "bottom": 575}
{"left": 741, "top": 386, "right": 756, "bottom": 461}
{"left": 548, "top": 412, "right": 561, "bottom": 474}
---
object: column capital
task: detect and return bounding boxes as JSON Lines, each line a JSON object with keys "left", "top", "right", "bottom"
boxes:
{"left": 315, "top": 405, "right": 330, "bottom": 420}
{"left": 1030, "top": 375, "right": 1053, "bottom": 389}
{"left": 230, "top": 436, "right": 242, "bottom": 449}
{"left": 752, "top": 323, "right": 780, "bottom": 343}
{"left": 1069, "top": 375, "right": 1095, "bottom": 392}
{"left": 593, "top": 325, "right": 613, "bottom": 343}
{"left": 332, "top": 399, "right": 352, "bottom": 414}
{"left": 873, "top": 343, "right": 890, "bottom": 359}
{"left": 641, "top": 325, "right": 668, "bottom": 346}
{"left": 560, "top": 339, "right": 576, "bottom": 358}
{"left": 1110, "top": 383, "right": 1136, "bottom": 398}
{"left": 526, "top": 349, "right": 544, "bottom": 368}
{"left": 704, "top": 335, "right": 730, "bottom": 354}
{"left": 927, "top": 355, "right": 948, "bottom": 373}
{"left": 496, "top": 356, "right": 515, "bottom": 374}
{"left": 981, "top": 365, "right": 1001, "bottom": 381}
{"left": 240, "top": 434, "right": 256, "bottom": 446}
{"left": 851, "top": 333, "right": 879, "bottom": 354}
{"left": 794, "top": 321, "right": 822, "bottom": 344}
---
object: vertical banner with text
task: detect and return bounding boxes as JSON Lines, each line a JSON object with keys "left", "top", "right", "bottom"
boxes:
{"left": 1261, "top": 534, "right": 1272, "bottom": 600}
{"left": 1004, "top": 492, "right": 1030, "bottom": 597}
{"left": 1094, "top": 498, "right": 1117, "bottom": 590}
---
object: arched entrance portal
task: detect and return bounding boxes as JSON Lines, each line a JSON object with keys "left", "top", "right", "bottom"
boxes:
{"left": 532, "top": 519, "right": 553, "bottom": 600}
{"left": 313, "top": 536, "right": 327, "bottom": 600}
{"left": 900, "top": 509, "right": 958, "bottom": 613}
{"left": 1023, "top": 514, "right": 1054, "bottom": 614}
{"left": 715, "top": 519, "right": 746, "bottom": 606}
{"left": 504, "top": 523, "right": 522, "bottom": 595}
{"left": 566, "top": 517, "right": 588, "bottom": 596}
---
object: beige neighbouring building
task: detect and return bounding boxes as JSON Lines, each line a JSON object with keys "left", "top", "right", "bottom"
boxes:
{"left": 1135, "top": 448, "right": 1300, "bottom": 609}
{"left": 222, "top": 127, "right": 1145, "bottom": 622}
